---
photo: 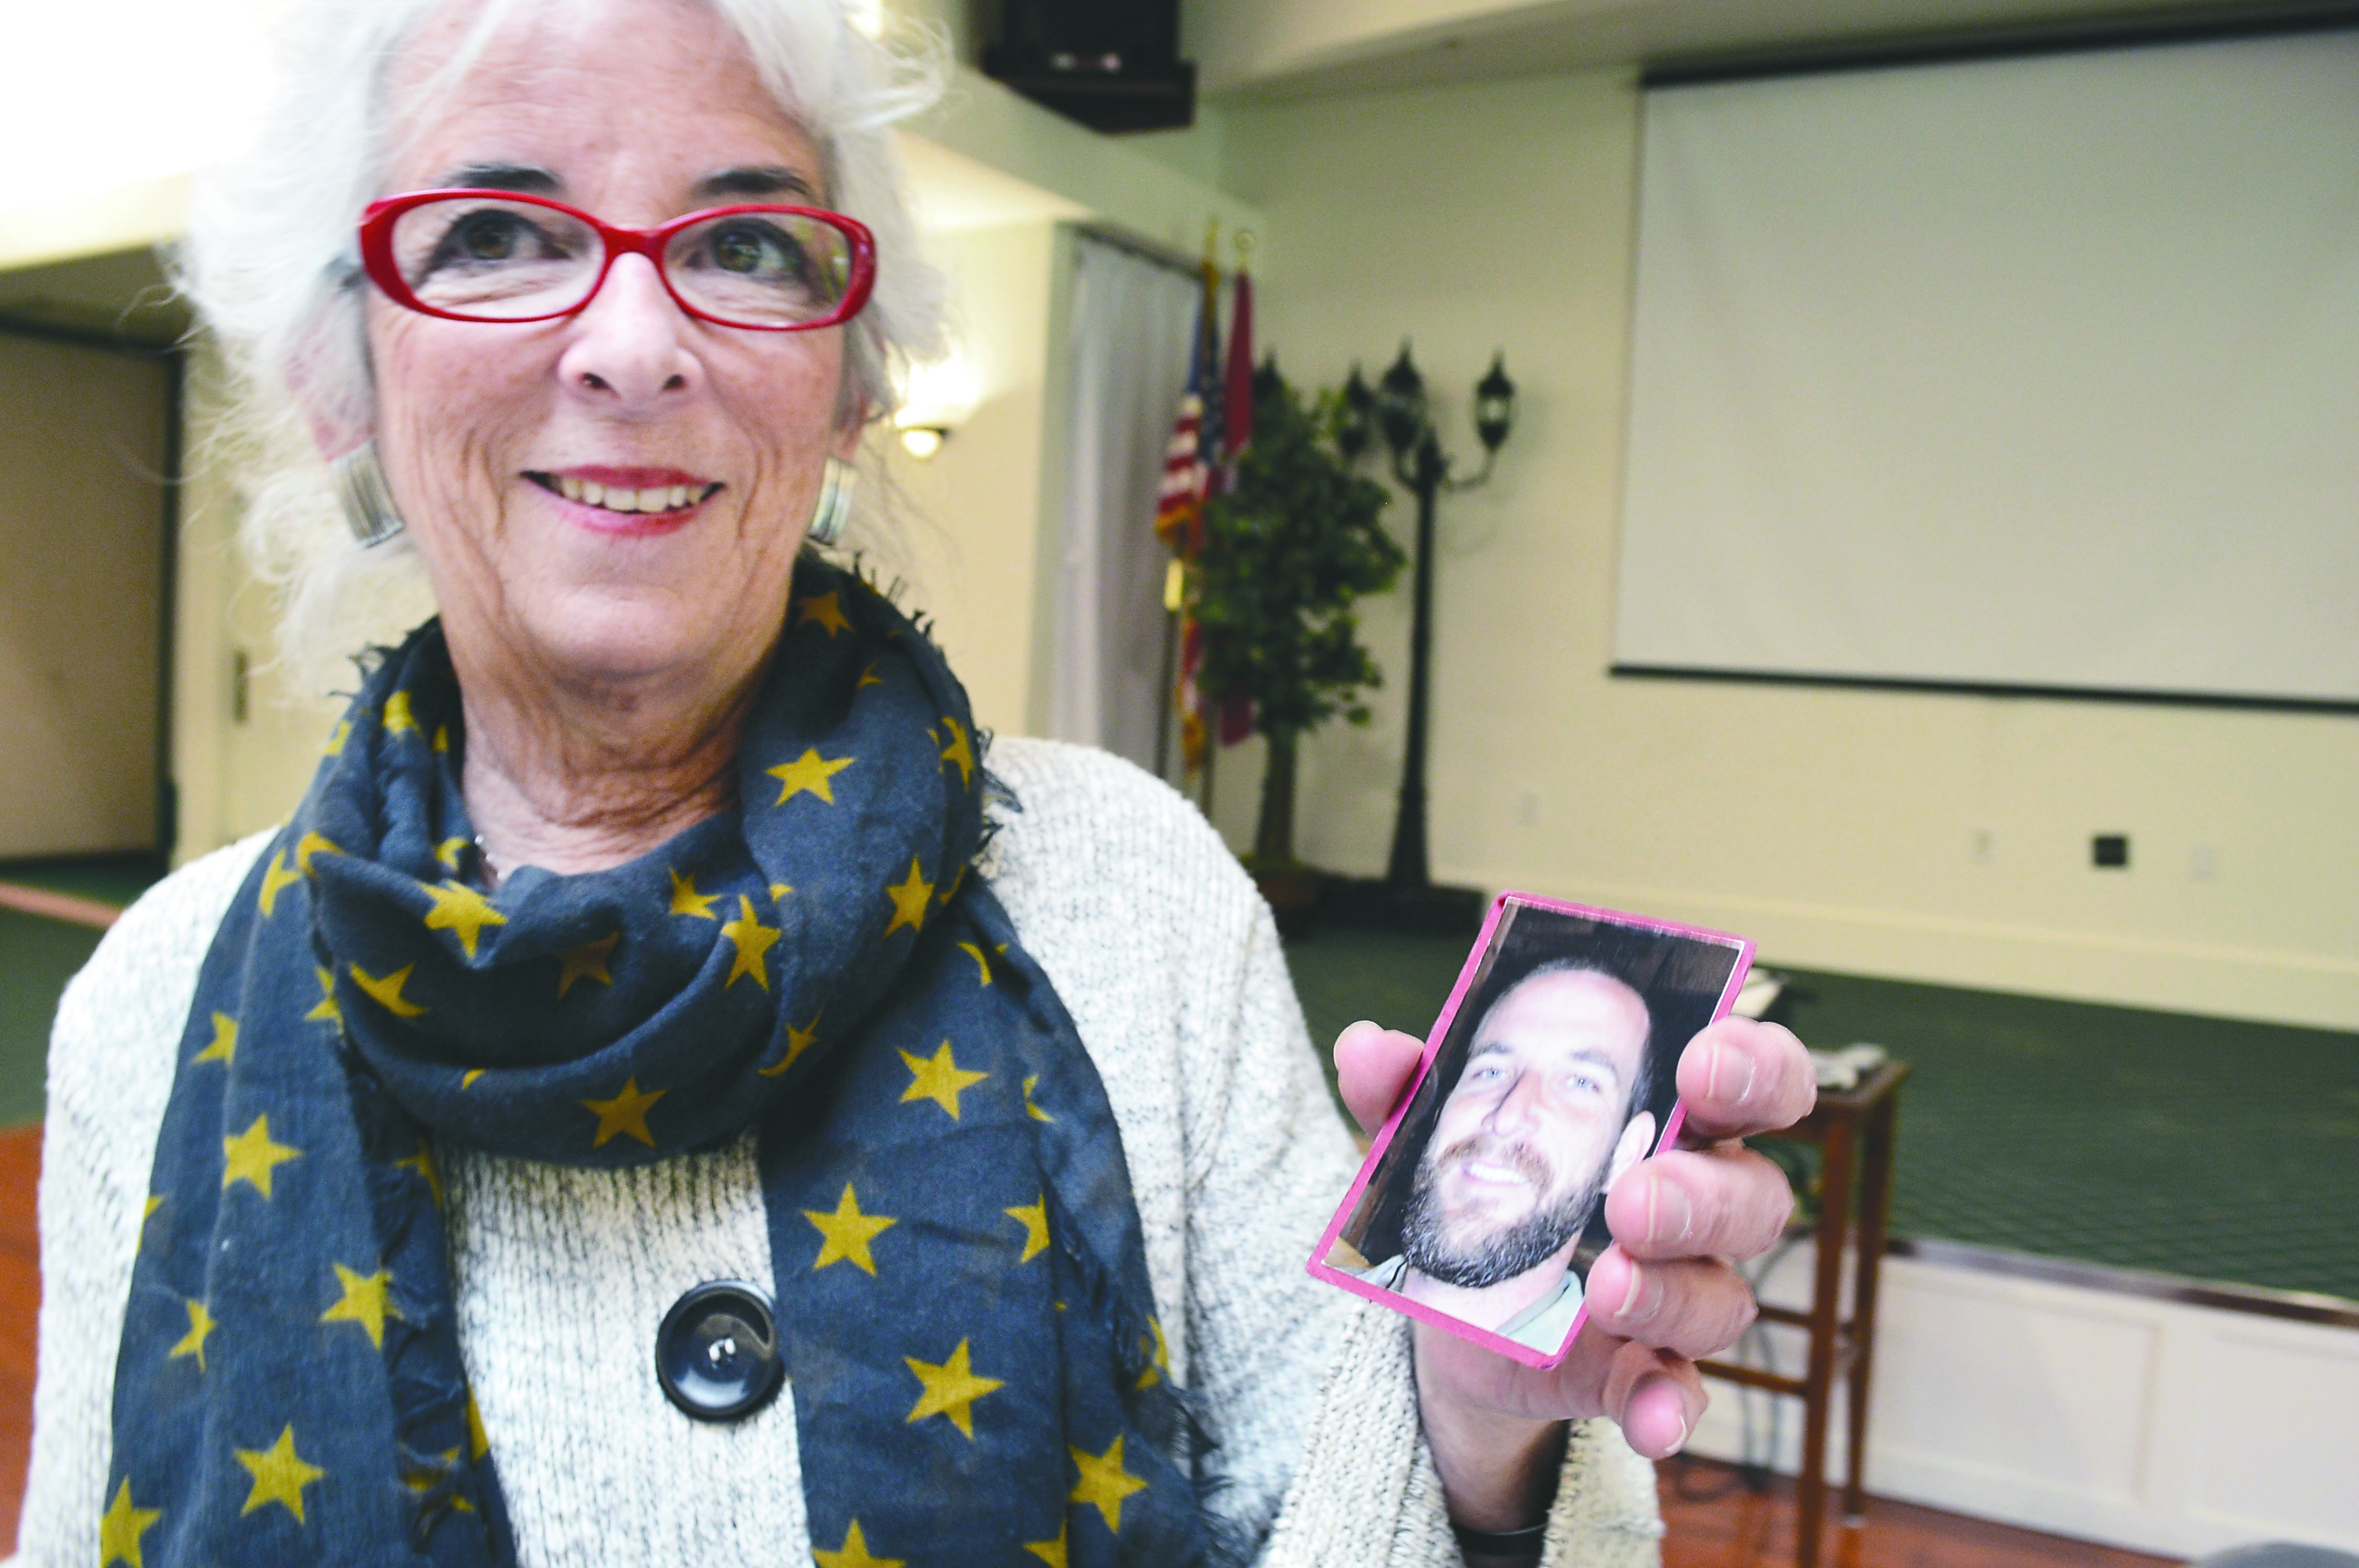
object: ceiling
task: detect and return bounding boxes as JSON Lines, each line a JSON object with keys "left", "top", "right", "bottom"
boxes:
{"left": 1193, "top": 0, "right": 2354, "bottom": 101}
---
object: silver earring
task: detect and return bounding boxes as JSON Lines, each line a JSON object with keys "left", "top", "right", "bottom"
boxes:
{"left": 333, "top": 441, "right": 406, "bottom": 547}
{"left": 807, "top": 456, "right": 855, "bottom": 548}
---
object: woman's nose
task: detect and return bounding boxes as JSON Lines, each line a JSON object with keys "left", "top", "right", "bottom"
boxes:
{"left": 555, "top": 253, "right": 700, "bottom": 407}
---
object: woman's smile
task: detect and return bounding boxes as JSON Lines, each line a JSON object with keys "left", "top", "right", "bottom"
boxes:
{"left": 523, "top": 465, "right": 725, "bottom": 536}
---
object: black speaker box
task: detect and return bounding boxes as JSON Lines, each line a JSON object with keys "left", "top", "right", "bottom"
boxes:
{"left": 982, "top": 0, "right": 1196, "bottom": 134}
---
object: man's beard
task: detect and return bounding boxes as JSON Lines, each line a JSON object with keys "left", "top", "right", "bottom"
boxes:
{"left": 1400, "top": 1136, "right": 1602, "bottom": 1290}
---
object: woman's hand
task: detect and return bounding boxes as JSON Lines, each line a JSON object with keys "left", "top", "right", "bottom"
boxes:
{"left": 1333, "top": 1014, "right": 1816, "bottom": 1535}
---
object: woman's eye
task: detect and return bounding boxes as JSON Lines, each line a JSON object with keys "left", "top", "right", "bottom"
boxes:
{"left": 457, "top": 213, "right": 523, "bottom": 261}
{"left": 706, "top": 223, "right": 806, "bottom": 278}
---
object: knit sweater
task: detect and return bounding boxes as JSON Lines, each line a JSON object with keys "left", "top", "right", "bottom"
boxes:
{"left": 15, "top": 737, "right": 1662, "bottom": 1566}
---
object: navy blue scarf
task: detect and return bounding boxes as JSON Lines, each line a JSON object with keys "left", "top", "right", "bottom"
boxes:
{"left": 106, "top": 560, "right": 1217, "bottom": 1566}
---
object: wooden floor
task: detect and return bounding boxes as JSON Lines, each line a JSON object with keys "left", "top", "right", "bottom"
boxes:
{"left": 1660, "top": 1458, "right": 2181, "bottom": 1568}
{"left": 0, "top": 1122, "right": 2181, "bottom": 1564}
{"left": 0, "top": 1124, "right": 40, "bottom": 1556}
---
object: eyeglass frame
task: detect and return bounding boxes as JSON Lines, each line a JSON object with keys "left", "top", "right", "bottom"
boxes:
{"left": 356, "top": 188, "right": 879, "bottom": 331}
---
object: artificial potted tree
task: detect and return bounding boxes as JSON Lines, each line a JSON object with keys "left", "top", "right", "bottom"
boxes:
{"left": 1194, "top": 361, "right": 1404, "bottom": 935}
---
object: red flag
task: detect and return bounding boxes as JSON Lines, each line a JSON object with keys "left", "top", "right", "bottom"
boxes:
{"left": 1160, "top": 258, "right": 1224, "bottom": 770}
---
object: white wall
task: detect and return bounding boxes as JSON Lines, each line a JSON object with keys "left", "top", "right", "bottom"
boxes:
{"left": 0, "top": 332, "right": 168, "bottom": 858}
{"left": 1217, "top": 69, "right": 2359, "bottom": 1031}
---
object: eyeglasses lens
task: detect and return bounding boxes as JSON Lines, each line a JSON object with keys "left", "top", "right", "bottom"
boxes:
{"left": 389, "top": 199, "right": 855, "bottom": 327}
{"left": 663, "top": 211, "right": 855, "bottom": 328}
{"left": 392, "top": 198, "right": 602, "bottom": 320}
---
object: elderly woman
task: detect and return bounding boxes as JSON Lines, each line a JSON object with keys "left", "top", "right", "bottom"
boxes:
{"left": 18, "top": 1, "right": 1813, "bottom": 1564}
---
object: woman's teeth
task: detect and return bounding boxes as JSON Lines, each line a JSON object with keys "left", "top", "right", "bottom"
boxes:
{"left": 551, "top": 475, "right": 706, "bottom": 513}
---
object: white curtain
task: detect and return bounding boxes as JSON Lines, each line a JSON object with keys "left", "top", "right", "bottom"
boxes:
{"left": 1046, "top": 233, "right": 1202, "bottom": 775}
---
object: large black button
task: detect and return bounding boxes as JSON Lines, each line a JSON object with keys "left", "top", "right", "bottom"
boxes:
{"left": 656, "top": 1281, "right": 784, "bottom": 1422}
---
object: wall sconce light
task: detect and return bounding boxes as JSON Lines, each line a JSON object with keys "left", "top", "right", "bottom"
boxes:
{"left": 894, "top": 350, "right": 978, "bottom": 462}
{"left": 898, "top": 425, "right": 951, "bottom": 459}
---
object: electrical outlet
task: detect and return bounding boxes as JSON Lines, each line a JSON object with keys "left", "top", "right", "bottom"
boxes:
{"left": 2092, "top": 834, "right": 2129, "bottom": 869}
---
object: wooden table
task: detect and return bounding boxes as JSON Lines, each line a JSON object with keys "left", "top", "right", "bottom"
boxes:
{"left": 1698, "top": 1057, "right": 1911, "bottom": 1567}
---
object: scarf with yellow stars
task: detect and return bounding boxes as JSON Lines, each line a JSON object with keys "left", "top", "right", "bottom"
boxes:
{"left": 106, "top": 559, "right": 1223, "bottom": 1568}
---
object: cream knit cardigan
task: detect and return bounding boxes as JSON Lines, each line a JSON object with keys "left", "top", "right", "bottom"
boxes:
{"left": 15, "top": 737, "right": 1661, "bottom": 1566}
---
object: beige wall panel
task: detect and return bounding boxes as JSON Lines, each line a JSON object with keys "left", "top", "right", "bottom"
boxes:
{"left": 0, "top": 332, "right": 167, "bottom": 857}
{"left": 1221, "top": 70, "right": 2359, "bottom": 1029}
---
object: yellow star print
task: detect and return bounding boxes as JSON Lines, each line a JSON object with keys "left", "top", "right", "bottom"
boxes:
{"left": 434, "top": 836, "right": 470, "bottom": 873}
{"left": 938, "top": 715, "right": 975, "bottom": 787}
{"left": 235, "top": 1424, "right": 326, "bottom": 1523}
{"left": 293, "top": 830, "right": 340, "bottom": 875}
{"left": 168, "top": 1297, "right": 216, "bottom": 1373}
{"left": 904, "top": 1337, "right": 1004, "bottom": 1439}
{"left": 1023, "top": 1522, "right": 1068, "bottom": 1568}
{"left": 582, "top": 1077, "right": 665, "bottom": 1149}
{"left": 555, "top": 932, "right": 620, "bottom": 999}
{"left": 760, "top": 1014, "right": 821, "bottom": 1077}
{"left": 668, "top": 869, "right": 718, "bottom": 919}
{"left": 796, "top": 590, "right": 852, "bottom": 637}
{"left": 324, "top": 719, "right": 351, "bottom": 757}
{"left": 193, "top": 1011, "right": 236, "bottom": 1066}
{"left": 769, "top": 882, "right": 794, "bottom": 902}
{"left": 432, "top": 725, "right": 450, "bottom": 753}
{"left": 142, "top": 1194, "right": 163, "bottom": 1235}
{"left": 804, "top": 1183, "right": 896, "bottom": 1275}
{"left": 1005, "top": 1197, "right": 1050, "bottom": 1263}
{"left": 814, "top": 1520, "right": 901, "bottom": 1568}
{"left": 382, "top": 691, "right": 419, "bottom": 735}
{"left": 883, "top": 859, "right": 934, "bottom": 937}
{"left": 466, "top": 1389, "right": 490, "bottom": 1459}
{"left": 856, "top": 661, "right": 884, "bottom": 689}
{"left": 99, "top": 1477, "right": 161, "bottom": 1567}
{"left": 350, "top": 962, "right": 427, "bottom": 1018}
{"left": 899, "top": 1041, "right": 988, "bottom": 1121}
{"left": 767, "top": 747, "right": 854, "bottom": 806}
{"left": 1136, "top": 1318, "right": 1172, "bottom": 1390}
{"left": 222, "top": 1115, "right": 300, "bottom": 1198}
{"left": 1022, "top": 1075, "right": 1055, "bottom": 1124}
{"left": 396, "top": 1144, "right": 443, "bottom": 1207}
{"left": 306, "top": 966, "right": 341, "bottom": 1024}
{"left": 1070, "top": 1435, "right": 1149, "bottom": 1532}
{"left": 422, "top": 881, "right": 506, "bottom": 960}
{"left": 956, "top": 941, "right": 993, "bottom": 986}
{"left": 321, "top": 1263, "right": 399, "bottom": 1348}
{"left": 257, "top": 850, "right": 301, "bottom": 917}
{"left": 461, "top": 1069, "right": 484, "bottom": 1090}
{"left": 720, "top": 896, "right": 780, "bottom": 990}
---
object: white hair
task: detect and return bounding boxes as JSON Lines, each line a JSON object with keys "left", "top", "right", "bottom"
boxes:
{"left": 180, "top": 0, "right": 948, "bottom": 681}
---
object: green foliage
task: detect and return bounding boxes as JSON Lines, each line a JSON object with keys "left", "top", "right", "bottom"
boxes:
{"left": 1193, "top": 369, "right": 1403, "bottom": 746}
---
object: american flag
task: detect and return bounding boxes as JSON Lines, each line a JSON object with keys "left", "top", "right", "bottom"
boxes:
{"left": 1160, "top": 259, "right": 1224, "bottom": 770}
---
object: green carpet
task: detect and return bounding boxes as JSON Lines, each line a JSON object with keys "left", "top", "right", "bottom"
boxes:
{"left": 1280, "top": 928, "right": 2359, "bottom": 1305}
{"left": 0, "top": 908, "right": 106, "bottom": 1129}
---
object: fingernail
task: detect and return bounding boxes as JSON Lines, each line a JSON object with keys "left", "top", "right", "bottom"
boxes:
{"left": 1615, "top": 1262, "right": 1663, "bottom": 1323}
{"left": 1649, "top": 1178, "right": 1693, "bottom": 1244}
{"left": 1667, "top": 1409, "right": 1691, "bottom": 1456}
{"left": 1708, "top": 1042, "right": 1756, "bottom": 1104}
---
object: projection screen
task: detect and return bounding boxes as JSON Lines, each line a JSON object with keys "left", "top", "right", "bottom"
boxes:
{"left": 1612, "top": 30, "right": 2359, "bottom": 707}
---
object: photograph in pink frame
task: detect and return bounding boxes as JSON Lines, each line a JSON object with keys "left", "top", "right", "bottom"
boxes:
{"left": 1307, "top": 892, "right": 1755, "bottom": 1368}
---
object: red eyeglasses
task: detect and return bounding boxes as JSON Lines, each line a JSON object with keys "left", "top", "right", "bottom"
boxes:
{"left": 358, "top": 189, "right": 877, "bottom": 331}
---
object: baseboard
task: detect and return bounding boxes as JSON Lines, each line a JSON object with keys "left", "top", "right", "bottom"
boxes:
{"left": 1685, "top": 1244, "right": 2359, "bottom": 1559}
{"left": 1452, "top": 868, "right": 2359, "bottom": 1032}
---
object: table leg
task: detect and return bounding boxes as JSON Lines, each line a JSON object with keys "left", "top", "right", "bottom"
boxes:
{"left": 1841, "top": 1096, "right": 1899, "bottom": 1525}
{"left": 1797, "top": 1116, "right": 1856, "bottom": 1568}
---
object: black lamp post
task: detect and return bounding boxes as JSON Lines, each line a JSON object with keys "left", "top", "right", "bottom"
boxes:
{"left": 1344, "top": 341, "right": 1516, "bottom": 903}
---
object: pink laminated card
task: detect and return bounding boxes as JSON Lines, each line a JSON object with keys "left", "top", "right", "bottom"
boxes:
{"left": 1306, "top": 892, "right": 1754, "bottom": 1368}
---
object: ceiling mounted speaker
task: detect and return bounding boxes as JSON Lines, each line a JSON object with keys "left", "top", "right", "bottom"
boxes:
{"left": 983, "top": 0, "right": 1196, "bottom": 134}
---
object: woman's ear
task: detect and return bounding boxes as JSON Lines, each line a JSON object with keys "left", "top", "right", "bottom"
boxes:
{"left": 284, "top": 317, "right": 373, "bottom": 463}
{"left": 1605, "top": 1110, "right": 1659, "bottom": 1189}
